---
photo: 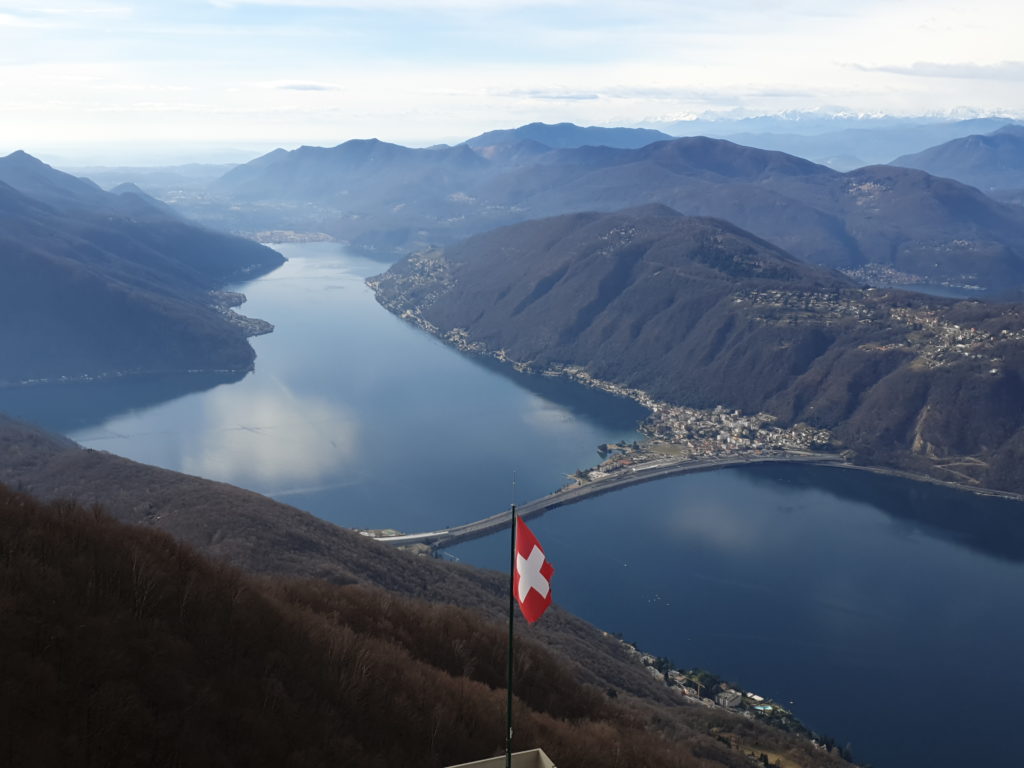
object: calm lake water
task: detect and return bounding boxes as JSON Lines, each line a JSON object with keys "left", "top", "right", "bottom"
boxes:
{"left": 3, "top": 242, "right": 1024, "bottom": 768}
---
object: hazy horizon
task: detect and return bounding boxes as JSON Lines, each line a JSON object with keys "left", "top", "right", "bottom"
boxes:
{"left": 2, "top": 0, "right": 1022, "bottom": 165}
{"left": 6, "top": 109, "right": 1020, "bottom": 168}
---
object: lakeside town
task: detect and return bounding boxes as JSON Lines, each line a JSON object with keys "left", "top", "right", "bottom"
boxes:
{"left": 617, "top": 633, "right": 795, "bottom": 722}
{"left": 614, "top": 635, "right": 853, "bottom": 761}
{"left": 538, "top": 362, "right": 833, "bottom": 467}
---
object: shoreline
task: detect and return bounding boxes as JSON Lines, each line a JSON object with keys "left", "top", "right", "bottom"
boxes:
{"left": 0, "top": 365, "right": 251, "bottom": 390}
{"left": 823, "top": 461, "right": 1024, "bottom": 502}
{"left": 370, "top": 285, "right": 1024, "bottom": 505}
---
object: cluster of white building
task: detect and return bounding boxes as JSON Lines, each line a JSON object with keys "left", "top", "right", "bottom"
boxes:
{"left": 889, "top": 305, "right": 1024, "bottom": 369}
{"left": 606, "top": 633, "right": 780, "bottom": 717}
{"left": 735, "top": 287, "right": 875, "bottom": 323}
{"left": 640, "top": 403, "right": 832, "bottom": 457}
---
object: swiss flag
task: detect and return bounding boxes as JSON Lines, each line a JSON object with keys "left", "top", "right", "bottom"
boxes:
{"left": 514, "top": 517, "right": 554, "bottom": 623}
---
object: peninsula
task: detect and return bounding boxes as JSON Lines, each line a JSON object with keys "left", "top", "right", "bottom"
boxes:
{"left": 370, "top": 206, "right": 1024, "bottom": 496}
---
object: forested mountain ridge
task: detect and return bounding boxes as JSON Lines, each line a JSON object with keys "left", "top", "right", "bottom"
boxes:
{"left": 0, "top": 151, "right": 284, "bottom": 384}
{"left": 209, "top": 134, "right": 1024, "bottom": 289}
{"left": 372, "top": 207, "right": 1024, "bottom": 494}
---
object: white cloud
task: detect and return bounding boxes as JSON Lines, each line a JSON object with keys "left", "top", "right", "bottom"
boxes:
{"left": 3, "top": 0, "right": 1024, "bottom": 153}
{"left": 851, "top": 61, "right": 1024, "bottom": 81}
{"left": 0, "top": 3, "right": 130, "bottom": 24}
{"left": 31, "top": 4, "right": 132, "bottom": 16}
{"left": 208, "top": 0, "right": 578, "bottom": 7}
{"left": 0, "top": 11, "right": 53, "bottom": 26}
{"left": 499, "top": 89, "right": 600, "bottom": 102}
{"left": 263, "top": 80, "right": 342, "bottom": 91}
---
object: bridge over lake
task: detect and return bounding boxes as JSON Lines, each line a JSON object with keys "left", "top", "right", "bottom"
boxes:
{"left": 374, "top": 451, "right": 848, "bottom": 549}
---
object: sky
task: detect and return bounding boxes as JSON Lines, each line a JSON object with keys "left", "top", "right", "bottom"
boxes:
{"left": 2, "top": 0, "right": 1023, "bottom": 163}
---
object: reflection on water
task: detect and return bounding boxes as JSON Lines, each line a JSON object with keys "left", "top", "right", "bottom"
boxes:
{"left": 181, "top": 381, "right": 360, "bottom": 492}
{"left": 520, "top": 394, "right": 580, "bottom": 432}
{"left": 663, "top": 496, "right": 776, "bottom": 552}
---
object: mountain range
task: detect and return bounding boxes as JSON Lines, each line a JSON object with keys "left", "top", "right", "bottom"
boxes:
{"left": 0, "top": 151, "right": 284, "bottom": 384}
{"left": 891, "top": 124, "right": 1024, "bottom": 192}
{"left": 207, "top": 133, "right": 1024, "bottom": 290}
{"left": 372, "top": 206, "right": 1024, "bottom": 494}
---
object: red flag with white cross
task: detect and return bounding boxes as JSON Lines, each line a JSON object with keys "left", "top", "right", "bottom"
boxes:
{"left": 513, "top": 517, "right": 553, "bottom": 623}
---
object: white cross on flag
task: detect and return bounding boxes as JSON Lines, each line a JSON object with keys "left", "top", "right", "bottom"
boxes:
{"left": 514, "top": 516, "right": 554, "bottom": 623}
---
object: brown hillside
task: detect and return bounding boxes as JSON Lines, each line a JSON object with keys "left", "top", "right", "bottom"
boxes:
{"left": 0, "top": 485, "right": 851, "bottom": 768}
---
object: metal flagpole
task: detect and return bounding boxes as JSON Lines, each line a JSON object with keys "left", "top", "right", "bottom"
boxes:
{"left": 505, "top": 475, "right": 517, "bottom": 768}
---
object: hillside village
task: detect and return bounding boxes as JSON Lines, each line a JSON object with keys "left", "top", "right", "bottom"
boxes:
{"left": 737, "top": 286, "right": 1024, "bottom": 369}
{"left": 610, "top": 632, "right": 852, "bottom": 758}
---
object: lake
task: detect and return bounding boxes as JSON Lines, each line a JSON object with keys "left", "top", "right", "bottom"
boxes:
{"left": 3, "top": 241, "right": 1024, "bottom": 768}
